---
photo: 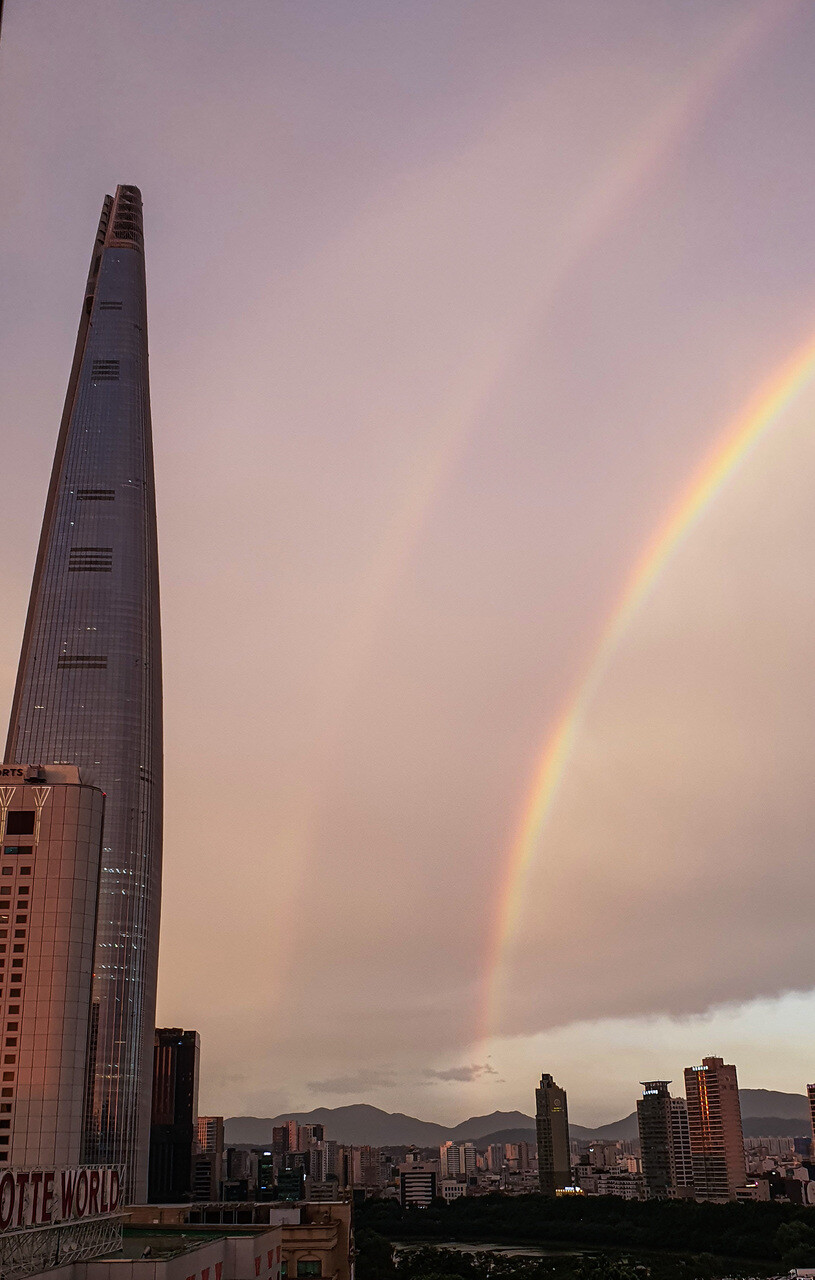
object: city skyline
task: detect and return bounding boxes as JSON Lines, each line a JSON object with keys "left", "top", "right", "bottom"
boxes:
{"left": 4, "top": 1, "right": 815, "bottom": 1125}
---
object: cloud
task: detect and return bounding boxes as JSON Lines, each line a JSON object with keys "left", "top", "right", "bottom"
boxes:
{"left": 424, "top": 1063, "right": 499, "bottom": 1083}
{"left": 306, "top": 1069, "right": 397, "bottom": 1095}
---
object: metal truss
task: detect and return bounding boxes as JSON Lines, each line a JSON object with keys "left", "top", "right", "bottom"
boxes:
{"left": 0, "top": 1215, "right": 123, "bottom": 1279}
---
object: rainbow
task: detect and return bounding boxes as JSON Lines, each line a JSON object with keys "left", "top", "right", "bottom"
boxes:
{"left": 480, "top": 328, "right": 815, "bottom": 1041}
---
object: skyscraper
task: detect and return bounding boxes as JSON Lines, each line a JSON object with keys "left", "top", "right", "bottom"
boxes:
{"left": 535, "top": 1072, "right": 571, "bottom": 1195}
{"left": 684, "top": 1056, "right": 745, "bottom": 1201}
{"left": 149, "top": 1029, "right": 200, "bottom": 1203}
{"left": 637, "top": 1081, "right": 693, "bottom": 1199}
{"left": 807, "top": 1083, "right": 815, "bottom": 1158}
{"left": 5, "top": 186, "right": 162, "bottom": 1199}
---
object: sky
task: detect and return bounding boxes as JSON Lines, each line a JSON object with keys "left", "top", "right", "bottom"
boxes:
{"left": 2, "top": 0, "right": 815, "bottom": 1127}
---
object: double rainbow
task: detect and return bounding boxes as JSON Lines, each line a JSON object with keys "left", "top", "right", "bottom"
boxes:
{"left": 481, "top": 329, "right": 815, "bottom": 1040}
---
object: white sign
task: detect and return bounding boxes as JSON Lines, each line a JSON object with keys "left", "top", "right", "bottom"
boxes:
{"left": 0, "top": 1166, "right": 122, "bottom": 1231}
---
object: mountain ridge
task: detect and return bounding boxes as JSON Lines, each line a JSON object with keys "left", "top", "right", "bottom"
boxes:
{"left": 224, "top": 1091, "right": 812, "bottom": 1147}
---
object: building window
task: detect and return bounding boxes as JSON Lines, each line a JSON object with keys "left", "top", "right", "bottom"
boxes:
{"left": 5, "top": 813, "right": 34, "bottom": 837}
{"left": 76, "top": 489, "right": 115, "bottom": 501}
{"left": 296, "top": 1264, "right": 321, "bottom": 1277}
{"left": 0, "top": 871, "right": 11, "bottom": 879}
{"left": 68, "top": 546, "right": 113, "bottom": 572}
{"left": 18, "top": 869, "right": 30, "bottom": 877}
{"left": 3, "top": 849, "right": 30, "bottom": 857}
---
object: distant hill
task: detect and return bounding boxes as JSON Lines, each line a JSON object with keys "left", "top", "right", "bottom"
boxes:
{"left": 225, "top": 1090, "right": 812, "bottom": 1148}
{"left": 225, "top": 1106, "right": 449, "bottom": 1147}
{"left": 570, "top": 1112, "right": 640, "bottom": 1142}
{"left": 739, "top": 1090, "right": 809, "bottom": 1121}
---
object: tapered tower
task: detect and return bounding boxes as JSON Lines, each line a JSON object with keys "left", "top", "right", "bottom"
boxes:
{"left": 5, "top": 186, "right": 162, "bottom": 1199}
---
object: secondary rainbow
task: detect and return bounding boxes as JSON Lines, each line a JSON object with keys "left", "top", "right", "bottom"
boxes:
{"left": 480, "top": 328, "right": 815, "bottom": 1042}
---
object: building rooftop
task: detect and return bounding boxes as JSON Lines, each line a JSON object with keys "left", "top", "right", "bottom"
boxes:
{"left": 101, "top": 1225, "right": 274, "bottom": 1262}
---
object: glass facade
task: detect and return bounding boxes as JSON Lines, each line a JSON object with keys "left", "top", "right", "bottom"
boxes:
{"left": 5, "top": 186, "right": 162, "bottom": 1200}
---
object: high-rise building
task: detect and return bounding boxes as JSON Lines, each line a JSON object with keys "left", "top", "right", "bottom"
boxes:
{"left": 298, "top": 1123, "right": 324, "bottom": 1147}
{"left": 197, "top": 1115, "right": 225, "bottom": 1158}
{"left": 195, "top": 1114, "right": 225, "bottom": 1198}
{"left": 535, "top": 1072, "right": 571, "bottom": 1195}
{"left": 637, "top": 1081, "right": 694, "bottom": 1199}
{"left": 257, "top": 1151, "right": 276, "bottom": 1201}
{"left": 807, "top": 1084, "right": 815, "bottom": 1158}
{"left": 350, "top": 1145, "right": 381, "bottom": 1186}
{"left": 272, "top": 1125, "right": 290, "bottom": 1155}
{"left": 486, "top": 1143, "right": 505, "bottom": 1173}
{"left": 439, "top": 1141, "right": 460, "bottom": 1180}
{"left": 148, "top": 1029, "right": 200, "bottom": 1203}
{"left": 0, "top": 765, "right": 104, "bottom": 1168}
{"left": 684, "top": 1056, "right": 745, "bottom": 1201}
{"left": 670, "top": 1097, "right": 694, "bottom": 1189}
{"left": 5, "top": 184, "right": 162, "bottom": 1200}
{"left": 459, "top": 1141, "right": 477, "bottom": 1182}
{"left": 439, "top": 1140, "right": 476, "bottom": 1183}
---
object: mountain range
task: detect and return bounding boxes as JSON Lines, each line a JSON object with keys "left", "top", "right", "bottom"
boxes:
{"left": 224, "top": 1091, "right": 813, "bottom": 1148}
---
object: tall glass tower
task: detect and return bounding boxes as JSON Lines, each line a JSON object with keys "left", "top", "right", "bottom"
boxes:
{"left": 5, "top": 186, "right": 162, "bottom": 1200}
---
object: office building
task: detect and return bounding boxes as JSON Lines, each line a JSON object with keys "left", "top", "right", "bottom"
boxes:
{"left": 194, "top": 1114, "right": 225, "bottom": 1200}
{"left": 0, "top": 765, "right": 104, "bottom": 1167}
{"left": 684, "top": 1056, "right": 745, "bottom": 1201}
{"left": 257, "top": 1151, "right": 276, "bottom": 1201}
{"left": 535, "top": 1072, "right": 571, "bottom": 1195}
{"left": 5, "top": 185, "right": 162, "bottom": 1199}
{"left": 148, "top": 1028, "right": 200, "bottom": 1203}
{"left": 439, "top": 1180, "right": 465, "bottom": 1202}
{"left": 400, "top": 1167, "right": 437, "bottom": 1209}
{"left": 272, "top": 1125, "right": 290, "bottom": 1155}
{"left": 637, "top": 1081, "right": 693, "bottom": 1199}
{"left": 807, "top": 1084, "right": 815, "bottom": 1157}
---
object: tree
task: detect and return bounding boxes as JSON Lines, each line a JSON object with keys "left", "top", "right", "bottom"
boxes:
{"left": 356, "top": 1229, "right": 396, "bottom": 1280}
{"left": 776, "top": 1219, "right": 815, "bottom": 1270}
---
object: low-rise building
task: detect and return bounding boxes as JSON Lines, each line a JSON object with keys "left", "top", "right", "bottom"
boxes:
{"left": 438, "top": 1180, "right": 465, "bottom": 1202}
